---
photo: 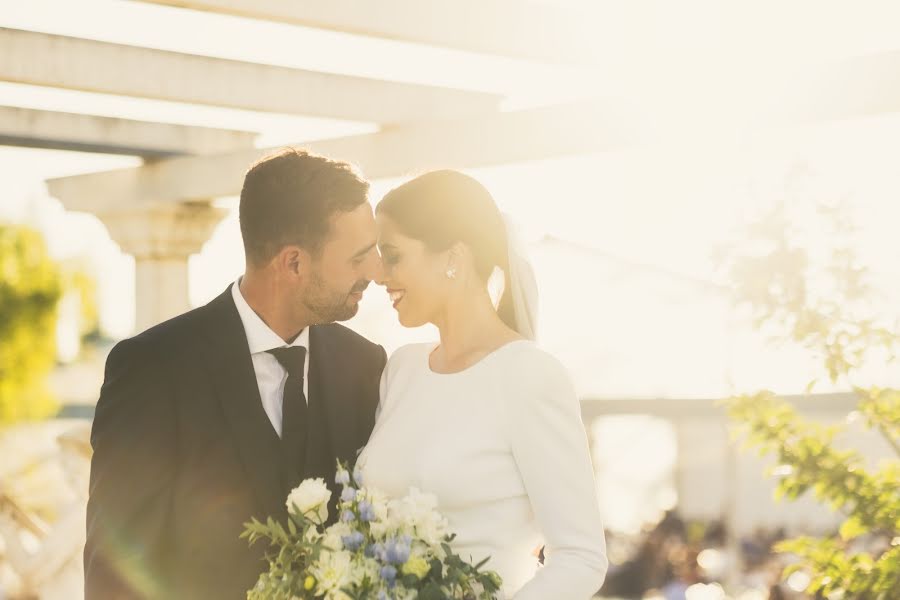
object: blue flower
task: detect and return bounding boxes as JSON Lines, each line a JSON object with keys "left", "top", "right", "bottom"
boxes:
{"left": 395, "top": 539, "right": 411, "bottom": 564}
{"left": 335, "top": 469, "right": 351, "bottom": 486}
{"left": 372, "top": 542, "right": 387, "bottom": 562}
{"left": 353, "top": 465, "right": 364, "bottom": 485}
{"left": 380, "top": 565, "right": 397, "bottom": 583}
{"left": 384, "top": 536, "right": 411, "bottom": 564}
{"left": 340, "top": 510, "right": 356, "bottom": 523}
{"left": 365, "top": 543, "right": 379, "bottom": 558}
{"left": 340, "top": 487, "right": 357, "bottom": 502}
{"left": 358, "top": 500, "right": 376, "bottom": 522}
{"left": 341, "top": 530, "right": 365, "bottom": 551}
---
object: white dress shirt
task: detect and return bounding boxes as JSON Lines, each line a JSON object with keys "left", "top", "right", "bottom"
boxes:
{"left": 231, "top": 279, "right": 309, "bottom": 438}
{"left": 359, "top": 341, "right": 608, "bottom": 599}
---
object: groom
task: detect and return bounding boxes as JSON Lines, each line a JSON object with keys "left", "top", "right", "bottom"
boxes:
{"left": 85, "top": 148, "right": 386, "bottom": 599}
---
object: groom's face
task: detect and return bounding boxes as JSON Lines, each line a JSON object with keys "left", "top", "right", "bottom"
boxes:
{"left": 300, "top": 203, "right": 380, "bottom": 323}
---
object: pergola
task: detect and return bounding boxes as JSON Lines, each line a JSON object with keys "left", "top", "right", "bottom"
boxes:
{"left": 1, "top": 2, "right": 896, "bottom": 330}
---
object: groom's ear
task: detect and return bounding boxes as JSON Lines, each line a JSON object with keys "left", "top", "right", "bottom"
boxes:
{"left": 277, "top": 245, "right": 312, "bottom": 280}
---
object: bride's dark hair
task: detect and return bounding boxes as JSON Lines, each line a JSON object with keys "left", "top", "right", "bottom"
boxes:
{"left": 376, "top": 170, "right": 518, "bottom": 332}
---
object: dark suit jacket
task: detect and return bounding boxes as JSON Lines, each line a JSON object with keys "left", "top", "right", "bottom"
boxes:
{"left": 84, "top": 285, "right": 386, "bottom": 599}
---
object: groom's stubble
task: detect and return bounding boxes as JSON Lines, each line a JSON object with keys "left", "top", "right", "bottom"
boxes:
{"left": 301, "top": 266, "right": 370, "bottom": 324}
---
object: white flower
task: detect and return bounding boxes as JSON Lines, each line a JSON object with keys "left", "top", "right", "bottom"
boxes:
{"left": 361, "top": 486, "right": 395, "bottom": 540}
{"left": 358, "top": 556, "right": 381, "bottom": 586}
{"left": 361, "top": 486, "right": 390, "bottom": 521}
{"left": 311, "top": 550, "right": 356, "bottom": 599}
{"left": 387, "top": 488, "right": 448, "bottom": 547}
{"left": 286, "top": 478, "right": 331, "bottom": 524}
{"left": 415, "top": 513, "right": 448, "bottom": 547}
{"left": 368, "top": 518, "right": 393, "bottom": 540}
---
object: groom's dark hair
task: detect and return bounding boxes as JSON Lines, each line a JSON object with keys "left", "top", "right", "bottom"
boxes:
{"left": 239, "top": 147, "right": 369, "bottom": 265}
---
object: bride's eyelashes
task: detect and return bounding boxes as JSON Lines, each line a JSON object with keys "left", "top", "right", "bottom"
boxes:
{"left": 382, "top": 252, "right": 400, "bottom": 266}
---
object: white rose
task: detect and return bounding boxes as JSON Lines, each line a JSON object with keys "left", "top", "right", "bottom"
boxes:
{"left": 286, "top": 478, "right": 331, "bottom": 523}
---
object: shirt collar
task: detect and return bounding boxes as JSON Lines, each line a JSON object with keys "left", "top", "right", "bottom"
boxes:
{"left": 231, "top": 278, "right": 309, "bottom": 355}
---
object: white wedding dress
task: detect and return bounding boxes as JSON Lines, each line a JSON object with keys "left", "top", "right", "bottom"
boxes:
{"left": 358, "top": 341, "right": 608, "bottom": 599}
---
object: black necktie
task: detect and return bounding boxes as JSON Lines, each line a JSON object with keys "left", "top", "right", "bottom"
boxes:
{"left": 267, "top": 347, "right": 308, "bottom": 487}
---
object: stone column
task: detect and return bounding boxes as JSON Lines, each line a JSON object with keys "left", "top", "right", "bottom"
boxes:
{"left": 98, "top": 202, "right": 228, "bottom": 333}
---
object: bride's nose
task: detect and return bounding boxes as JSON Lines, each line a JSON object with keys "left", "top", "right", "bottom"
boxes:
{"left": 369, "top": 253, "right": 386, "bottom": 285}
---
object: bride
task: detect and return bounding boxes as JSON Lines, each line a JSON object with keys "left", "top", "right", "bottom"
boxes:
{"left": 358, "top": 170, "right": 608, "bottom": 599}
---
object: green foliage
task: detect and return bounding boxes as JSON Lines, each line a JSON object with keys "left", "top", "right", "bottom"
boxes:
{"left": 0, "top": 224, "right": 63, "bottom": 422}
{"left": 63, "top": 264, "right": 100, "bottom": 339}
{"left": 242, "top": 514, "right": 323, "bottom": 600}
{"left": 720, "top": 198, "right": 900, "bottom": 598}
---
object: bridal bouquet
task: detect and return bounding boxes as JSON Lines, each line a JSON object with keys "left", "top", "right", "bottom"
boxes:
{"left": 242, "top": 461, "right": 503, "bottom": 600}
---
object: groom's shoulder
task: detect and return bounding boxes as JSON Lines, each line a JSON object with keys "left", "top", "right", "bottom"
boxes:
{"left": 141, "top": 304, "right": 208, "bottom": 342}
{"left": 114, "top": 304, "right": 210, "bottom": 358}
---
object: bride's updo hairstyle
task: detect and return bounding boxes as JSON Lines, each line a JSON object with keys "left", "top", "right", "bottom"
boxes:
{"left": 376, "top": 170, "right": 518, "bottom": 332}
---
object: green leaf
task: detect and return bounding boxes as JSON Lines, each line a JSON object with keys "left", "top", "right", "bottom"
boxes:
{"left": 838, "top": 516, "right": 866, "bottom": 541}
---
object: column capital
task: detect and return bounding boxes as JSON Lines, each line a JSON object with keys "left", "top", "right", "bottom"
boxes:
{"left": 97, "top": 201, "right": 228, "bottom": 259}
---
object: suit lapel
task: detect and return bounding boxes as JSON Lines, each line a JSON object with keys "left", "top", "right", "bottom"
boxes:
{"left": 200, "top": 286, "right": 287, "bottom": 521}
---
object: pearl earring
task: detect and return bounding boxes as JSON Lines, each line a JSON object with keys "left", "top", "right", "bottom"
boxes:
{"left": 446, "top": 268, "right": 457, "bottom": 279}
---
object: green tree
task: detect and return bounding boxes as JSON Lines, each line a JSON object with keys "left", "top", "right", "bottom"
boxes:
{"left": 719, "top": 199, "right": 900, "bottom": 599}
{"left": 0, "top": 224, "right": 63, "bottom": 422}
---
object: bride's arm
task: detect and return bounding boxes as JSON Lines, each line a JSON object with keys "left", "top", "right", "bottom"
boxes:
{"left": 507, "top": 354, "right": 608, "bottom": 599}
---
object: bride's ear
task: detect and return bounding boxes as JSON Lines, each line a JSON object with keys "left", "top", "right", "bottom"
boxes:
{"left": 445, "top": 242, "right": 470, "bottom": 279}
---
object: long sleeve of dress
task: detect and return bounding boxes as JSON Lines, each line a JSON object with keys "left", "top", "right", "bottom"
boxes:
{"left": 507, "top": 355, "right": 608, "bottom": 600}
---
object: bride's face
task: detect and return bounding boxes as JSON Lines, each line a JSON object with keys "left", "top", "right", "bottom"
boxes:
{"left": 376, "top": 213, "right": 450, "bottom": 328}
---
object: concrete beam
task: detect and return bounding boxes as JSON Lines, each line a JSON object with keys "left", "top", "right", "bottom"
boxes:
{"left": 0, "top": 105, "right": 257, "bottom": 157}
{"left": 46, "top": 46, "right": 900, "bottom": 210}
{"left": 0, "top": 28, "right": 500, "bottom": 124}
{"left": 46, "top": 100, "right": 645, "bottom": 211}
{"left": 135, "top": 0, "right": 599, "bottom": 64}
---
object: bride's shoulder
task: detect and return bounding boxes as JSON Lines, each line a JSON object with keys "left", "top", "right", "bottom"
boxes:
{"left": 500, "top": 339, "right": 564, "bottom": 368}
{"left": 383, "top": 342, "right": 432, "bottom": 374}
{"left": 497, "top": 341, "right": 575, "bottom": 391}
